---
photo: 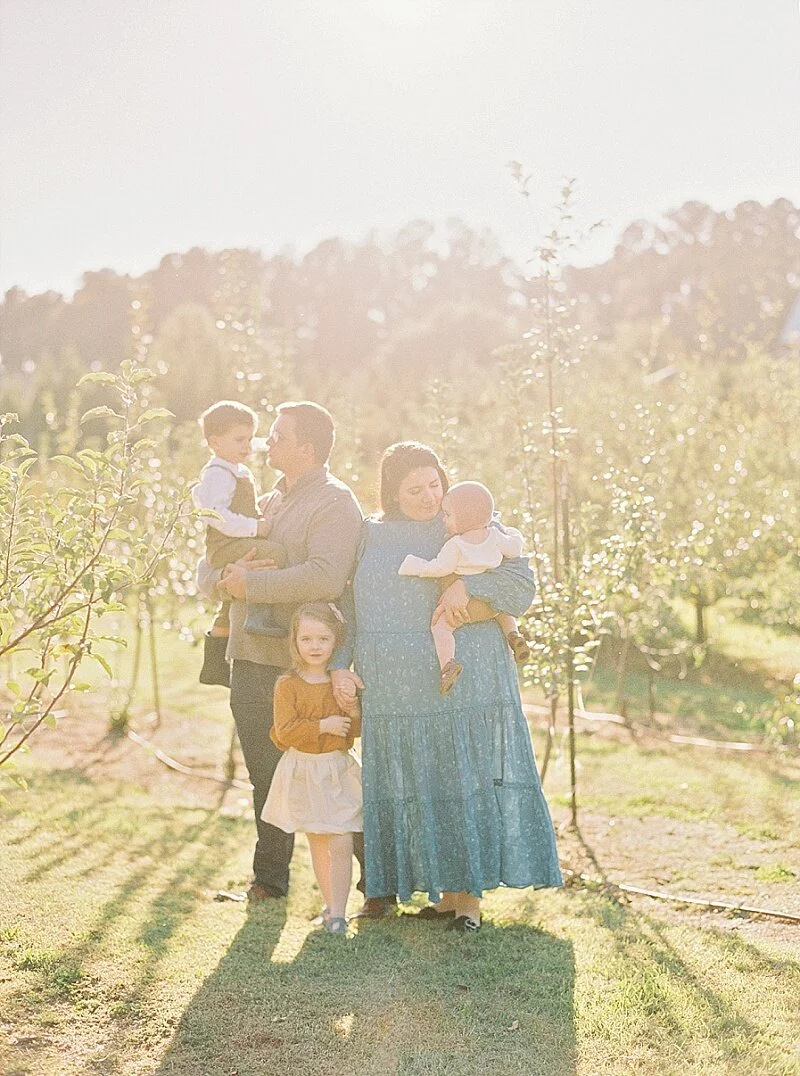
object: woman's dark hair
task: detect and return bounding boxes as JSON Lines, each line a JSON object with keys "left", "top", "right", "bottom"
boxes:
{"left": 378, "top": 441, "right": 449, "bottom": 519}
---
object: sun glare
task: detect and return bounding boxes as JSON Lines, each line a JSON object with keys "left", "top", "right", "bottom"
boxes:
{"left": 363, "top": 0, "right": 439, "bottom": 28}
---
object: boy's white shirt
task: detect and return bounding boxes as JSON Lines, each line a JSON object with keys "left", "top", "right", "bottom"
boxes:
{"left": 398, "top": 526, "right": 525, "bottom": 578}
{"left": 192, "top": 455, "right": 259, "bottom": 538}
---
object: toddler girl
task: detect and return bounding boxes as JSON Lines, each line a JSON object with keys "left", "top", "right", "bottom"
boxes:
{"left": 262, "top": 602, "right": 362, "bottom": 935}
{"left": 398, "top": 481, "right": 531, "bottom": 694}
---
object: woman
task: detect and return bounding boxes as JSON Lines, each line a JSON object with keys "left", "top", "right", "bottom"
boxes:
{"left": 333, "top": 442, "right": 561, "bottom": 931}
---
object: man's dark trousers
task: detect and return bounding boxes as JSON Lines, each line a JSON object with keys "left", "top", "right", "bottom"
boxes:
{"left": 230, "top": 659, "right": 365, "bottom": 896}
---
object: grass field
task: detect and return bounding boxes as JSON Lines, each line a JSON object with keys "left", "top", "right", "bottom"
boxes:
{"left": 1, "top": 613, "right": 799, "bottom": 1075}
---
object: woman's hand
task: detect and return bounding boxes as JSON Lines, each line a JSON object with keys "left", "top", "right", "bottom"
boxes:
{"left": 331, "top": 668, "right": 365, "bottom": 710}
{"left": 433, "top": 578, "right": 471, "bottom": 629}
{"left": 319, "top": 714, "right": 352, "bottom": 737}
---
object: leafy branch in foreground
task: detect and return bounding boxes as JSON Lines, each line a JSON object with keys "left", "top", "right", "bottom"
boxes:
{"left": 0, "top": 359, "right": 186, "bottom": 787}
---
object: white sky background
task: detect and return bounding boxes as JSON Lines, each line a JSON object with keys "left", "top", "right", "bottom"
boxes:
{"left": 1, "top": 0, "right": 799, "bottom": 296}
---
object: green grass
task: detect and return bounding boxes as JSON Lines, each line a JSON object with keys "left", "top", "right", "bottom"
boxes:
{"left": 581, "top": 662, "right": 778, "bottom": 739}
{"left": 543, "top": 735, "right": 800, "bottom": 841}
{"left": 2, "top": 611, "right": 800, "bottom": 1074}
{"left": 2, "top": 757, "right": 800, "bottom": 1076}
{"left": 575, "top": 598, "right": 797, "bottom": 741}
{"left": 706, "top": 600, "right": 800, "bottom": 683}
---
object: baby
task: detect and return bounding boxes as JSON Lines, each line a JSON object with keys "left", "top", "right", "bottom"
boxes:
{"left": 398, "top": 481, "right": 531, "bottom": 695}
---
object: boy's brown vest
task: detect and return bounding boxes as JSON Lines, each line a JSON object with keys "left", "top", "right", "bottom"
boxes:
{"left": 205, "top": 465, "right": 259, "bottom": 567}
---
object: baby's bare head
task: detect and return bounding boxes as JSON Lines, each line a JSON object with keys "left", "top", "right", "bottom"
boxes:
{"left": 442, "top": 481, "right": 494, "bottom": 535}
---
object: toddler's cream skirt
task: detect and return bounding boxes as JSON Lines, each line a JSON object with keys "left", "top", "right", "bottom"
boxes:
{"left": 262, "top": 748, "right": 363, "bottom": 834}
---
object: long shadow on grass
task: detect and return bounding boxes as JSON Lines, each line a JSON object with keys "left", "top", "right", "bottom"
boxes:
{"left": 580, "top": 889, "right": 799, "bottom": 1069}
{"left": 2, "top": 768, "right": 249, "bottom": 1014}
{"left": 4, "top": 768, "right": 243, "bottom": 888}
{"left": 153, "top": 910, "right": 576, "bottom": 1076}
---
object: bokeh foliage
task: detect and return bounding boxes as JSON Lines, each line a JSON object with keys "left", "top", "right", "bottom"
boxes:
{"left": 1, "top": 197, "right": 798, "bottom": 769}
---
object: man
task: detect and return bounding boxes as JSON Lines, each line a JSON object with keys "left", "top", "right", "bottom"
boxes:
{"left": 199, "top": 401, "right": 382, "bottom": 909}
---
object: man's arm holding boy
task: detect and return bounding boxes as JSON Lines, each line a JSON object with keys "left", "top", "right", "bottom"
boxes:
{"left": 220, "top": 490, "right": 362, "bottom": 606}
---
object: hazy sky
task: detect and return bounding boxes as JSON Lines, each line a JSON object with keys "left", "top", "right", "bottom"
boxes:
{"left": 2, "top": 0, "right": 799, "bottom": 296}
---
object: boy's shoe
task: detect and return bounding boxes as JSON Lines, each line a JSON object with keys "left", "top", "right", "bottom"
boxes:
{"left": 440, "top": 659, "right": 464, "bottom": 696}
{"left": 199, "top": 633, "right": 231, "bottom": 688}
{"left": 506, "top": 631, "right": 532, "bottom": 664}
{"left": 243, "top": 603, "right": 287, "bottom": 637}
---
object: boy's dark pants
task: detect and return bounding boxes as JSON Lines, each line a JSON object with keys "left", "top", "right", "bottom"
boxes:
{"left": 229, "top": 659, "right": 366, "bottom": 896}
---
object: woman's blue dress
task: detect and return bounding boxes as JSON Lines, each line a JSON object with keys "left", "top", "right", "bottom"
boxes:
{"left": 336, "top": 516, "right": 562, "bottom": 902}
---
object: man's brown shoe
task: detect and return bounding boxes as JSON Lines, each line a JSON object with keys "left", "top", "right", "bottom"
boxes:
{"left": 247, "top": 883, "right": 284, "bottom": 902}
{"left": 350, "top": 896, "right": 397, "bottom": 919}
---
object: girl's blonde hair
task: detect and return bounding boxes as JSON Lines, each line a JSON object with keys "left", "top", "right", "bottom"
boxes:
{"left": 287, "top": 601, "right": 347, "bottom": 673}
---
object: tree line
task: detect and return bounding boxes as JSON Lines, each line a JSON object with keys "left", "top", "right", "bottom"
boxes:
{"left": 2, "top": 199, "right": 799, "bottom": 442}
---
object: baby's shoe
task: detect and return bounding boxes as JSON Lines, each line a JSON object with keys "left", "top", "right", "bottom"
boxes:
{"left": 506, "top": 631, "right": 531, "bottom": 665}
{"left": 440, "top": 659, "right": 464, "bottom": 696}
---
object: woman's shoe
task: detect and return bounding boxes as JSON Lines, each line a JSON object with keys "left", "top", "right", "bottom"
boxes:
{"left": 323, "top": 916, "right": 349, "bottom": 936}
{"left": 448, "top": 915, "right": 481, "bottom": 933}
{"left": 440, "top": 659, "right": 464, "bottom": 695}
{"left": 409, "top": 906, "right": 456, "bottom": 921}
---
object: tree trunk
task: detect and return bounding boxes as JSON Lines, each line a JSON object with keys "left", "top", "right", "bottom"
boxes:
{"left": 647, "top": 664, "right": 656, "bottom": 724}
{"left": 615, "top": 633, "right": 630, "bottom": 719}
{"left": 146, "top": 593, "right": 163, "bottom": 730}
{"left": 695, "top": 599, "right": 706, "bottom": 645}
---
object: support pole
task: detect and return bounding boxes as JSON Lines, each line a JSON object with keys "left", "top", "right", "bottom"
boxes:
{"left": 559, "top": 459, "right": 578, "bottom": 827}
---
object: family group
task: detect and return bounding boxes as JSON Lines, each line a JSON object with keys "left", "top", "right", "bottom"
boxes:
{"left": 192, "top": 399, "right": 562, "bottom": 935}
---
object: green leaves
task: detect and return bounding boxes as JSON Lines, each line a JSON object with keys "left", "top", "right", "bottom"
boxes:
{"left": 80, "top": 405, "right": 125, "bottom": 425}
{"left": 136, "top": 408, "right": 175, "bottom": 425}
{"left": 77, "top": 372, "right": 118, "bottom": 387}
{"left": 1, "top": 359, "right": 188, "bottom": 782}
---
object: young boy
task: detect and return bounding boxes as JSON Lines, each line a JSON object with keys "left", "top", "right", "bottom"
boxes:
{"left": 193, "top": 400, "right": 286, "bottom": 687}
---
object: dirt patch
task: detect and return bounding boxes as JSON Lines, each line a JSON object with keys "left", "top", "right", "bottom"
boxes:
{"left": 21, "top": 700, "right": 249, "bottom": 816}
{"left": 556, "top": 810, "right": 800, "bottom": 956}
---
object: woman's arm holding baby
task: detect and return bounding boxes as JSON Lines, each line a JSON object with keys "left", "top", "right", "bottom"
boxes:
{"left": 433, "top": 555, "right": 535, "bottom": 628}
